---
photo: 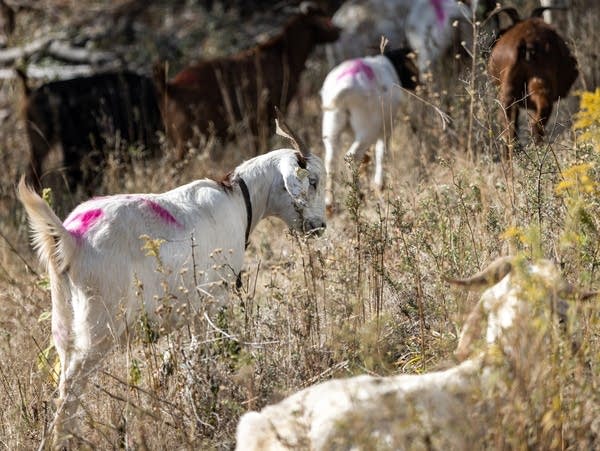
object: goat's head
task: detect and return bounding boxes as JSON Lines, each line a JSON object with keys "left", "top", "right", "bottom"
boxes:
{"left": 384, "top": 47, "right": 420, "bottom": 91}
{"left": 274, "top": 109, "right": 326, "bottom": 237}
{"left": 297, "top": 1, "right": 341, "bottom": 44}
{"left": 486, "top": 5, "right": 567, "bottom": 35}
{"left": 447, "top": 257, "right": 596, "bottom": 360}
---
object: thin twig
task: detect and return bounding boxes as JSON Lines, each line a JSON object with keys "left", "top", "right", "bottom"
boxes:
{"left": 395, "top": 84, "right": 451, "bottom": 130}
{"left": 203, "top": 312, "right": 280, "bottom": 347}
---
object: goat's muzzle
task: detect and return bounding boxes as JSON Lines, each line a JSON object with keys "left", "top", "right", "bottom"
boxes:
{"left": 303, "top": 219, "right": 326, "bottom": 237}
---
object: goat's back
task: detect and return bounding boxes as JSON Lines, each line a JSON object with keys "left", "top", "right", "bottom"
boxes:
{"left": 236, "top": 359, "right": 481, "bottom": 451}
{"left": 321, "top": 55, "right": 399, "bottom": 108}
{"left": 488, "top": 18, "right": 578, "bottom": 99}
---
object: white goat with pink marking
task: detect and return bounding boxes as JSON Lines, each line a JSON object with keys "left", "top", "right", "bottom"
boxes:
{"left": 18, "top": 117, "right": 326, "bottom": 448}
{"left": 321, "top": 48, "right": 419, "bottom": 210}
{"left": 406, "top": 0, "right": 473, "bottom": 72}
{"left": 328, "top": 1, "right": 487, "bottom": 71}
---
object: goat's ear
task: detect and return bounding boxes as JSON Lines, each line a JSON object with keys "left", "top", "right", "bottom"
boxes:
{"left": 278, "top": 153, "right": 310, "bottom": 206}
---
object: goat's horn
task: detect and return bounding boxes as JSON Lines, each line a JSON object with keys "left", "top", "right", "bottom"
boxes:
{"left": 485, "top": 6, "right": 521, "bottom": 25}
{"left": 579, "top": 291, "right": 600, "bottom": 301}
{"left": 558, "top": 282, "right": 600, "bottom": 301}
{"left": 299, "top": 1, "right": 320, "bottom": 14}
{"left": 445, "top": 256, "right": 514, "bottom": 288}
{"left": 530, "top": 6, "right": 567, "bottom": 19}
{"left": 275, "top": 106, "right": 310, "bottom": 157}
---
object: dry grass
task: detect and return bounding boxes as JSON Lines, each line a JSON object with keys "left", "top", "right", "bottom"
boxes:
{"left": 0, "top": 0, "right": 598, "bottom": 449}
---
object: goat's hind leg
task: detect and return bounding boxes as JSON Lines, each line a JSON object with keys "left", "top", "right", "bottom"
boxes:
{"left": 372, "top": 138, "right": 387, "bottom": 192}
{"left": 322, "top": 108, "right": 347, "bottom": 212}
{"left": 530, "top": 99, "right": 552, "bottom": 144}
{"left": 499, "top": 101, "right": 519, "bottom": 161}
{"left": 344, "top": 108, "right": 379, "bottom": 197}
{"left": 52, "top": 322, "right": 114, "bottom": 449}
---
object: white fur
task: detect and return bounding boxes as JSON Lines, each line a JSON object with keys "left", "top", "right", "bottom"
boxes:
{"left": 18, "top": 148, "right": 326, "bottom": 448}
{"left": 327, "top": 0, "right": 413, "bottom": 64}
{"left": 455, "top": 259, "right": 566, "bottom": 360}
{"left": 406, "top": 0, "right": 472, "bottom": 72}
{"left": 235, "top": 259, "right": 574, "bottom": 450}
{"left": 327, "top": 0, "right": 472, "bottom": 72}
{"left": 236, "top": 358, "right": 481, "bottom": 450}
{"left": 321, "top": 54, "right": 405, "bottom": 209}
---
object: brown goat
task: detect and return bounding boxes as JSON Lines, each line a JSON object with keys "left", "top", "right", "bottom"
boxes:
{"left": 154, "top": 3, "right": 340, "bottom": 159}
{"left": 487, "top": 7, "right": 578, "bottom": 155}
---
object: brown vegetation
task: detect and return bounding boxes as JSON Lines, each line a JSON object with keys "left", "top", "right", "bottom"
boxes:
{"left": 0, "top": 0, "right": 598, "bottom": 449}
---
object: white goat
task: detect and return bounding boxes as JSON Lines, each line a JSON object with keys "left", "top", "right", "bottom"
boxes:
{"left": 19, "top": 117, "right": 326, "bottom": 449}
{"left": 327, "top": 1, "right": 483, "bottom": 72}
{"left": 326, "top": 0, "right": 413, "bottom": 64}
{"left": 236, "top": 358, "right": 481, "bottom": 450}
{"left": 321, "top": 48, "right": 419, "bottom": 210}
{"left": 405, "top": 0, "right": 472, "bottom": 73}
{"left": 235, "top": 257, "right": 591, "bottom": 450}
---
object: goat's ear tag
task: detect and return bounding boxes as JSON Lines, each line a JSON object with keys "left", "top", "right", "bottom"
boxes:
{"left": 296, "top": 167, "right": 309, "bottom": 180}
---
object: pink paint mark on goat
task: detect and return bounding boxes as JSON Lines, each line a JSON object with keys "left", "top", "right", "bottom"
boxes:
{"left": 431, "top": 0, "right": 446, "bottom": 26}
{"left": 64, "top": 208, "right": 103, "bottom": 237}
{"left": 144, "top": 199, "right": 181, "bottom": 227}
{"left": 336, "top": 59, "right": 375, "bottom": 82}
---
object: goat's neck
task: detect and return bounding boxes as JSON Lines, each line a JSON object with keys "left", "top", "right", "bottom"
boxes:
{"left": 234, "top": 152, "right": 283, "bottom": 234}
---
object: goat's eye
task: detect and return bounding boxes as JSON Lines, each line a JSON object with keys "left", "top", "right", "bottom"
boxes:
{"left": 309, "top": 178, "right": 318, "bottom": 189}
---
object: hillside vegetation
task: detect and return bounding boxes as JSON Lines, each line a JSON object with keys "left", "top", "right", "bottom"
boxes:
{"left": 0, "top": 0, "right": 598, "bottom": 449}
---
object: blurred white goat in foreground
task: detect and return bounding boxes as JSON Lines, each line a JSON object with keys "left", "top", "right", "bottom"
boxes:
{"left": 235, "top": 257, "right": 595, "bottom": 450}
{"left": 19, "top": 115, "right": 326, "bottom": 449}
{"left": 320, "top": 48, "right": 419, "bottom": 211}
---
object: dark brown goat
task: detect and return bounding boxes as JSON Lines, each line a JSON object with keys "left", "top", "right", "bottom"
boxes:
{"left": 487, "top": 7, "right": 578, "bottom": 154}
{"left": 153, "top": 3, "right": 340, "bottom": 159}
{"left": 17, "top": 70, "right": 163, "bottom": 192}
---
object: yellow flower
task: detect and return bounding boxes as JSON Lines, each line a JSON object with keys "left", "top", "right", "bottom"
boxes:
{"left": 500, "top": 226, "right": 524, "bottom": 242}
{"left": 574, "top": 88, "right": 600, "bottom": 149}
{"left": 556, "top": 163, "right": 597, "bottom": 195}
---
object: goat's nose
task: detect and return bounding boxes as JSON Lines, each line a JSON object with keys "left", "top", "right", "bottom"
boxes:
{"left": 304, "top": 219, "right": 326, "bottom": 236}
{"left": 312, "top": 219, "right": 326, "bottom": 231}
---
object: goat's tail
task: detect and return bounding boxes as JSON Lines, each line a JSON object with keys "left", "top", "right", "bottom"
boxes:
{"left": 18, "top": 177, "right": 77, "bottom": 274}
